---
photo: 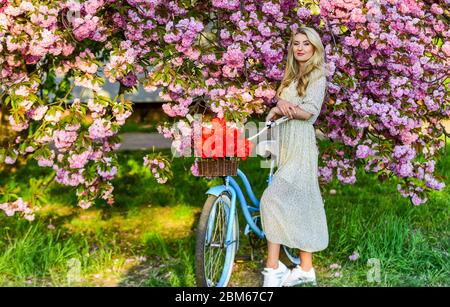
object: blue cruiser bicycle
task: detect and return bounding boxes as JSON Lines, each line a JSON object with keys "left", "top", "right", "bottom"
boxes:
{"left": 195, "top": 116, "right": 301, "bottom": 287}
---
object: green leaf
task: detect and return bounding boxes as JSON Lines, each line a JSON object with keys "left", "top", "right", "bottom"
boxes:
{"left": 3, "top": 95, "right": 11, "bottom": 106}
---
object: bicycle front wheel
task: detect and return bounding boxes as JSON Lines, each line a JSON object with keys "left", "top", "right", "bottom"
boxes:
{"left": 195, "top": 192, "right": 238, "bottom": 287}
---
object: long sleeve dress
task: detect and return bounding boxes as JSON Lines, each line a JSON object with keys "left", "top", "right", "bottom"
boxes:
{"left": 260, "top": 76, "right": 329, "bottom": 252}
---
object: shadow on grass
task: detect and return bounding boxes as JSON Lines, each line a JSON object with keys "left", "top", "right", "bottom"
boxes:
{"left": 116, "top": 233, "right": 197, "bottom": 287}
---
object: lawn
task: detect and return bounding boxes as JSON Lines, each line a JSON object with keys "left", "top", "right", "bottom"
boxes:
{"left": 0, "top": 140, "right": 448, "bottom": 287}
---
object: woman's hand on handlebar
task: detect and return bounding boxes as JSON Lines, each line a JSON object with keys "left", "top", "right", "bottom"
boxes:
{"left": 266, "top": 106, "right": 282, "bottom": 122}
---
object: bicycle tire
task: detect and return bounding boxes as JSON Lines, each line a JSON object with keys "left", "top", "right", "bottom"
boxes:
{"left": 195, "top": 193, "right": 238, "bottom": 287}
{"left": 280, "top": 245, "right": 301, "bottom": 268}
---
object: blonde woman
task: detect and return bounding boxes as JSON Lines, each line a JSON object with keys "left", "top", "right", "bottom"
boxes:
{"left": 260, "top": 27, "right": 329, "bottom": 287}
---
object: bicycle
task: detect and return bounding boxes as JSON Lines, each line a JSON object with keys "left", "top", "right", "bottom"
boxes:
{"left": 195, "top": 115, "right": 301, "bottom": 287}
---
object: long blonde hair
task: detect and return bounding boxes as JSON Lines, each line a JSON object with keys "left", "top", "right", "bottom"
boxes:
{"left": 277, "top": 27, "right": 326, "bottom": 98}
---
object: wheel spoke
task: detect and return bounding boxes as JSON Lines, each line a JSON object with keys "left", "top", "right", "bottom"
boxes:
{"left": 204, "top": 196, "right": 230, "bottom": 285}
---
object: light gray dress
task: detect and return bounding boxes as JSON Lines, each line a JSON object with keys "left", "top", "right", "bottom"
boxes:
{"left": 260, "top": 76, "right": 329, "bottom": 252}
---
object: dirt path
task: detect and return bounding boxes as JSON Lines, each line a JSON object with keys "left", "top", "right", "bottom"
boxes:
{"left": 119, "top": 132, "right": 172, "bottom": 150}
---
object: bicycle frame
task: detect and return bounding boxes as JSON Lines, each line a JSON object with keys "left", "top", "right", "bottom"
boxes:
{"left": 205, "top": 146, "right": 279, "bottom": 246}
{"left": 200, "top": 116, "right": 292, "bottom": 286}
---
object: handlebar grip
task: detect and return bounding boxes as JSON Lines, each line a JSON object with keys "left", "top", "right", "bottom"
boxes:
{"left": 266, "top": 116, "right": 290, "bottom": 128}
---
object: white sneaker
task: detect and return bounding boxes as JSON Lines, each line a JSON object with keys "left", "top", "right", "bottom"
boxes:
{"left": 282, "top": 266, "right": 317, "bottom": 287}
{"left": 262, "top": 261, "right": 291, "bottom": 287}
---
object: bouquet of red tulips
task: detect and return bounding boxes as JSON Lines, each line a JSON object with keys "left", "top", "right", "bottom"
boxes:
{"left": 193, "top": 117, "right": 254, "bottom": 176}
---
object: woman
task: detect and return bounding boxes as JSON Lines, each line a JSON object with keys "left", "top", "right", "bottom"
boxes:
{"left": 260, "top": 26, "right": 329, "bottom": 287}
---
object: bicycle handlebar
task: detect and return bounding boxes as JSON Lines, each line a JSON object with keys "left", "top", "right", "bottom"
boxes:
{"left": 266, "top": 115, "right": 290, "bottom": 128}
{"left": 247, "top": 116, "right": 290, "bottom": 141}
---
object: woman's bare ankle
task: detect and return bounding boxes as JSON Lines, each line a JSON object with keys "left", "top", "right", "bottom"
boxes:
{"left": 265, "top": 262, "right": 279, "bottom": 269}
{"left": 300, "top": 264, "right": 313, "bottom": 271}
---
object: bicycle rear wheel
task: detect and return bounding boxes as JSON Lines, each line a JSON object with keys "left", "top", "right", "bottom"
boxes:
{"left": 195, "top": 192, "right": 238, "bottom": 287}
{"left": 280, "top": 246, "right": 301, "bottom": 267}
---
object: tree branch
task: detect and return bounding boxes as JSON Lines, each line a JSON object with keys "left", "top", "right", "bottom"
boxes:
{"left": 42, "top": 173, "right": 56, "bottom": 192}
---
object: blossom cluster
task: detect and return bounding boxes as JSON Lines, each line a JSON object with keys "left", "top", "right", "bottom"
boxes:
{"left": 0, "top": 198, "right": 35, "bottom": 221}
{"left": 1, "top": 0, "right": 448, "bottom": 221}
{"left": 143, "top": 154, "right": 173, "bottom": 184}
{"left": 317, "top": 0, "right": 448, "bottom": 204}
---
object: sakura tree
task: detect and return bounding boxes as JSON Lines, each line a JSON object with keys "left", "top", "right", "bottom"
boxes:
{"left": 317, "top": 0, "right": 449, "bottom": 205}
{"left": 150, "top": 0, "right": 449, "bottom": 206}
{"left": 1, "top": 0, "right": 449, "bottom": 220}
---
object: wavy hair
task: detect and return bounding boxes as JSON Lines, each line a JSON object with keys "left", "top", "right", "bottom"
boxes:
{"left": 277, "top": 27, "right": 326, "bottom": 98}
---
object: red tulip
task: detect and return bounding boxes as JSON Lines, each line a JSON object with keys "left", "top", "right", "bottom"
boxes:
{"left": 211, "top": 117, "right": 227, "bottom": 158}
{"left": 196, "top": 117, "right": 253, "bottom": 160}
{"left": 225, "top": 128, "right": 237, "bottom": 157}
{"left": 235, "top": 136, "right": 254, "bottom": 160}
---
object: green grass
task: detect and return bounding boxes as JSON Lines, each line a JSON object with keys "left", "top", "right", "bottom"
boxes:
{"left": 0, "top": 142, "right": 449, "bottom": 287}
{"left": 0, "top": 222, "right": 124, "bottom": 286}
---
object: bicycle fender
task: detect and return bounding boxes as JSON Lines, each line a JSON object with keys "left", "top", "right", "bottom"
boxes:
{"left": 205, "top": 185, "right": 230, "bottom": 197}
